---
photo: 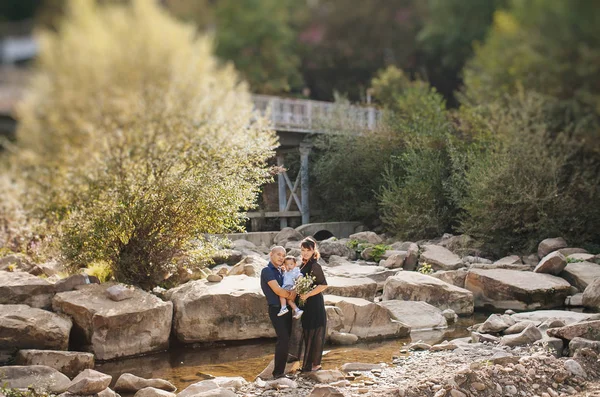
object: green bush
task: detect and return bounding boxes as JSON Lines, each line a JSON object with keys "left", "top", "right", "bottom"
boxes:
{"left": 16, "top": 0, "right": 276, "bottom": 289}
{"left": 454, "top": 92, "right": 600, "bottom": 256}
{"left": 378, "top": 82, "right": 456, "bottom": 240}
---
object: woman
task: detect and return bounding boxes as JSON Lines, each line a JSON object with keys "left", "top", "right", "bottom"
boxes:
{"left": 298, "top": 236, "right": 328, "bottom": 372}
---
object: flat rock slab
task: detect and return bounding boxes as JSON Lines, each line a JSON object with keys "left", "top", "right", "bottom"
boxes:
{"left": 0, "top": 365, "right": 71, "bottom": 393}
{"left": 52, "top": 283, "right": 172, "bottom": 360}
{"left": 324, "top": 295, "right": 409, "bottom": 340}
{"left": 323, "top": 264, "right": 400, "bottom": 288}
{"left": 15, "top": 349, "right": 94, "bottom": 378}
{"left": 420, "top": 245, "right": 463, "bottom": 271}
{"left": 378, "top": 300, "right": 447, "bottom": 331}
{"left": 168, "top": 275, "right": 274, "bottom": 343}
{"left": 560, "top": 261, "right": 600, "bottom": 291}
{"left": 0, "top": 270, "right": 55, "bottom": 309}
{"left": 511, "top": 310, "right": 600, "bottom": 325}
{"left": 0, "top": 304, "right": 72, "bottom": 354}
{"left": 382, "top": 272, "right": 474, "bottom": 315}
{"left": 465, "top": 269, "right": 572, "bottom": 311}
{"left": 325, "top": 276, "right": 377, "bottom": 301}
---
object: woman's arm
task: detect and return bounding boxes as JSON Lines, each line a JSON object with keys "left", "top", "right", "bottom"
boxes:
{"left": 300, "top": 284, "right": 327, "bottom": 301}
{"left": 267, "top": 280, "right": 296, "bottom": 300}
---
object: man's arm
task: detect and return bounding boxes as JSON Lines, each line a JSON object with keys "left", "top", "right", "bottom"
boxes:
{"left": 267, "top": 280, "right": 296, "bottom": 300}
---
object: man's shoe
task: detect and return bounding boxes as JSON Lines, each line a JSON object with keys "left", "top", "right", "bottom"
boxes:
{"left": 277, "top": 306, "right": 289, "bottom": 317}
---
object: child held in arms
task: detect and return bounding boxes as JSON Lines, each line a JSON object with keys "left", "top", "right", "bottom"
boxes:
{"left": 278, "top": 255, "right": 304, "bottom": 319}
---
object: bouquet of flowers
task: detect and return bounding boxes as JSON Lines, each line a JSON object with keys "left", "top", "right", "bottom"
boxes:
{"left": 294, "top": 273, "right": 316, "bottom": 307}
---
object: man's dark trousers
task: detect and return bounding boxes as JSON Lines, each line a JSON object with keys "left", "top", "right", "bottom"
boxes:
{"left": 268, "top": 305, "right": 293, "bottom": 377}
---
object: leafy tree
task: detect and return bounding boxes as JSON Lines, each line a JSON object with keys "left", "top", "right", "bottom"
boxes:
{"left": 299, "top": 0, "right": 424, "bottom": 101}
{"left": 375, "top": 68, "right": 455, "bottom": 239}
{"left": 457, "top": 0, "right": 600, "bottom": 254}
{"left": 417, "top": 0, "right": 504, "bottom": 104}
{"left": 16, "top": 0, "right": 276, "bottom": 289}
{"left": 213, "top": 0, "right": 304, "bottom": 94}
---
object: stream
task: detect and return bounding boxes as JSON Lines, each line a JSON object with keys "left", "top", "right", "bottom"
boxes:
{"left": 96, "top": 313, "right": 488, "bottom": 389}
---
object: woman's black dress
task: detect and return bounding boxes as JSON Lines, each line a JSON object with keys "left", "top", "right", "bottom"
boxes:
{"left": 298, "top": 257, "right": 327, "bottom": 371}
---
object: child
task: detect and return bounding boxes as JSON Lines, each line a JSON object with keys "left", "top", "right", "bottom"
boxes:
{"left": 278, "top": 255, "right": 304, "bottom": 319}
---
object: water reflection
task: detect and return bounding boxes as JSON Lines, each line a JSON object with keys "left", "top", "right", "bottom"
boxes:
{"left": 96, "top": 313, "right": 487, "bottom": 390}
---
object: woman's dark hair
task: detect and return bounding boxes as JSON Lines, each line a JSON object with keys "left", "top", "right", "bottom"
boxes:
{"left": 300, "top": 236, "right": 320, "bottom": 259}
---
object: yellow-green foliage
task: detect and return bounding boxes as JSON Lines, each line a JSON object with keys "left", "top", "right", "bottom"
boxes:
{"left": 16, "top": 0, "right": 277, "bottom": 289}
{"left": 85, "top": 261, "right": 113, "bottom": 283}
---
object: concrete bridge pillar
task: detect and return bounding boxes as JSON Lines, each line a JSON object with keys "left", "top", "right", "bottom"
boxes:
{"left": 299, "top": 142, "right": 312, "bottom": 225}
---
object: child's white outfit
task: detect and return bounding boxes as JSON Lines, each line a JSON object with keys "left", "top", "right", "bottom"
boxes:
{"left": 278, "top": 267, "right": 304, "bottom": 319}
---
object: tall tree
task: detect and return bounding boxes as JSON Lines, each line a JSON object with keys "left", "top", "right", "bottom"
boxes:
{"left": 16, "top": 0, "right": 277, "bottom": 288}
{"left": 213, "top": 0, "right": 304, "bottom": 94}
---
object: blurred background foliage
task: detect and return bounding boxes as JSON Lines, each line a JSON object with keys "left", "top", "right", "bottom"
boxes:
{"left": 1, "top": 0, "right": 599, "bottom": 287}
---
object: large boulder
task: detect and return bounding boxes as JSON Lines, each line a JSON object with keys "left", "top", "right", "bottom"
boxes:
{"left": 0, "top": 365, "right": 71, "bottom": 393}
{"left": 538, "top": 237, "right": 568, "bottom": 259}
{"left": 349, "top": 232, "right": 383, "bottom": 245}
{"left": 547, "top": 320, "right": 600, "bottom": 341}
{"left": 583, "top": 278, "right": 600, "bottom": 310}
{"left": 419, "top": 245, "right": 463, "bottom": 271}
{"left": 0, "top": 304, "right": 72, "bottom": 359}
{"left": 431, "top": 269, "right": 468, "bottom": 288}
{"left": 382, "top": 272, "right": 473, "bottom": 315}
{"left": 52, "top": 283, "right": 172, "bottom": 360}
{"left": 381, "top": 251, "right": 407, "bottom": 269}
{"left": 319, "top": 239, "right": 356, "bottom": 260}
{"left": 378, "top": 300, "right": 447, "bottom": 331}
{"left": 0, "top": 270, "right": 55, "bottom": 309}
{"left": 324, "top": 295, "right": 409, "bottom": 340}
{"left": 227, "top": 256, "right": 267, "bottom": 277}
{"left": 325, "top": 276, "right": 377, "bottom": 301}
{"left": 168, "top": 275, "right": 274, "bottom": 343}
{"left": 15, "top": 349, "right": 94, "bottom": 379}
{"left": 533, "top": 251, "right": 567, "bottom": 275}
{"left": 561, "top": 261, "right": 600, "bottom": 291}
{"left": 464, "top": 269, "right": 571, "bottom": 311}
{"left": 323, "top": 264, "right": 400, "bottom": 289}
{"left": 274, "top": 227, "right": 304, "bottom": 246}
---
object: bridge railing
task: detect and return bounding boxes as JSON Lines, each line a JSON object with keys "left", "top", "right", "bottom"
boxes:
{"left": 252, "top": 94, "right": 382, "bottom": 133}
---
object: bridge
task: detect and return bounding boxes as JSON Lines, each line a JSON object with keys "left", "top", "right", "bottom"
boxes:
{"left": 0, "top": 24, "right": 382, "bottom": 230}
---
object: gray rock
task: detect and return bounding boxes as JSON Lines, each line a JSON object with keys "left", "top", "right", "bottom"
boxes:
{"left": 15, "top": 349, "right": 94, "bottom": 379}
{"left": 106, "top": 284, "right": 135, "bottom": 301}
{"left": 442, "top": 309, "right": 458, "bottom": 324}
{"left": 53, "top": 283, "right": 172, "bottom": 360}
{"left": 569, "top": 337, "right": 600, "bottom": 356}
{"left": 500, "top": 324, "right": 542, "bottom": 346}
{"left": 207, "top": 274, "right": 223, "bottom": 282}
{"left": 325, "top": 276, "right": 377, "bottom": 301}
{"left": 340, "top": 363, "right": 382, "bottom": 372}
{"left": 465, "top": 269, "right": 571, "bottom": 311}
{"left": 54, "top": 274, "right": 100, "bottom": 293}
{"left": 308, "top": 385, "right": 345, "bottom": 397}
{"left": 538, "top": 237, "right": 568, "bottom": 259}
{"left": 0, "top": 304, "right": 72, "bottom": 353}
{"left": 329, "top": 331, "right": 359, "bottom": 345}
{"left": 67, "top": 369, "right": 112, "bottom": 395}
{"left": 583, "top": 277, "right": 600, "bottom": 310}
{"left": 349, "top": 232, "right": 383, "bottom": 245}
{"left": 379, "top": 300, "right": 447, "bottom": 331}
{"left": 273, "top": 227, "right": 304, "bottom": 246}
{"left": 0, "top": 270, "right": 55, "bottom": 308}
{"left": 114, "top": 373, "right": 177, "bottom": 392}
{"left": 134, "top": 387, "right": 176, "bottom": 397}
{"left": 431, "top": 269, "right": 468, "bottom": 289}
{"left": 383, "top": 272, "right": 474, "bottom": 315}
{"left": 420, "top": 245, "right": 463, "bottom": 271}
{"left": 0, "top": 365, "right": 71, "bottom": 393}
{"left": 534, "top": 251, "right": 567, "bottom": 275}
{"left": 564, "top": 359, "right": 586, "bottom": 378}
{"left": 565, "top": 293, "right": 584, "bottom": 307}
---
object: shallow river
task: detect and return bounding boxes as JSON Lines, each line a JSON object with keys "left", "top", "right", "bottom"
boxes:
{"left": 96, "top": 314, "right": 487, "bottom": 389}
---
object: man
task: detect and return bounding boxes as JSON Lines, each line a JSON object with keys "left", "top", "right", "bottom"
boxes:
{"left": 260, "top": 246, "right": 297, "bottom": 379}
